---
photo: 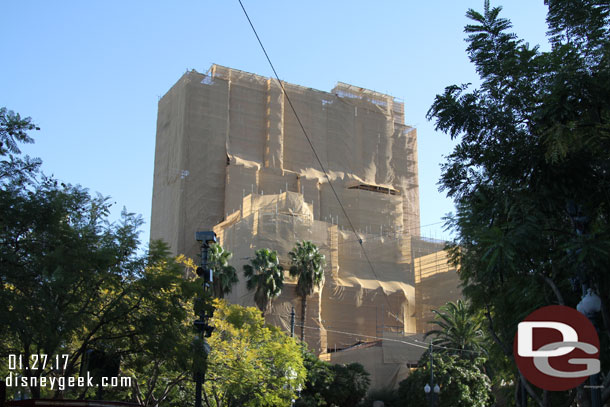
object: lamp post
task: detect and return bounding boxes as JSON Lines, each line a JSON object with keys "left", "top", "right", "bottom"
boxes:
{"left": 567, "top": 203, "right": 602, "bottom": 407}
{"left": 424, "top": 343, "right": 440, "bottom": 407}
{"left": 194, "top": 231, "right": 217, "bottom": 407}
{"left": 423, "top": 383, "right": 440, "bottom": 407}
{"left": 285, "top": 367, "right": 302, "bottom": 407}
{"left": 577, "top": 289, "right": 602, "bottom": 407}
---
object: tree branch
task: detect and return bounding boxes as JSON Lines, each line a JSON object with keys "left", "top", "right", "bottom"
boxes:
{"left": 519, "top": 371, "right": 543, "bottom": 407}
{"left": 540, "top": 274, "right": 564, "bottom": 305}
{"left": 484, "top": 303, "right": 510, "bottom": 355}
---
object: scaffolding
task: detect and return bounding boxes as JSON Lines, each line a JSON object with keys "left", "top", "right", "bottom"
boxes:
{"left": 150, "top": 64, "right": 460, "bottom": 390}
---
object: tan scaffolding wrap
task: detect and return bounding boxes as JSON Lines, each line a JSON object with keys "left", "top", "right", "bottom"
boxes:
{"left": 150, "top": 65, "right": 461, "bottom": 390}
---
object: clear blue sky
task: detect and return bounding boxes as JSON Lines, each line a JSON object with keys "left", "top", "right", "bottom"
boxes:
{"left": 1, "top": 1, "right": 550, "bottom": 248}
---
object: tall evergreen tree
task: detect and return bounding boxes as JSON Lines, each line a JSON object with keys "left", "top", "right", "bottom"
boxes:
{"left": 243, "top": 248, "right": 284, "bottom": 316}
{"left": 0, "top": 109, "right": 201, "bottom": 402}
{"left": 288, "top": 241, "right": 325, "bottom": 342}
{"left": 207, "top": 243, "right": 238, "bottom": 299}
{"left": 427, "top": 0, "right": 610, "bottom": 404}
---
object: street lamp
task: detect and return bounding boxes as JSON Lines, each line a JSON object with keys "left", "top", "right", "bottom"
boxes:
{"left": 194, "top": 231, "right": 217, "bottom": 407}
{"left": 424, "top": 343, "right": 440, "bottom": 407}
{"left": 285, "top": 367, "right": 301, "bottom": 407}
{"left": 423, "top": 383, "right": 440, "bottom": 406}
{"left": 567, "top": 203, "right": 602, "bottom": 407}
{"left": 577, "top": 289, "right": 602, "bottom": 407}
{"left": 577, "top": 289, "right": 601, "bottom": 317}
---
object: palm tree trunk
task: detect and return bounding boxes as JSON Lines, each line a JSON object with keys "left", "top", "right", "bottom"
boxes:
{"left": 300, "top": 295, "right": 307, "bottom": 342}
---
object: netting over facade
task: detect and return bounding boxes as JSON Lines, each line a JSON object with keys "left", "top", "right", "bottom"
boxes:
{"left": 150, "top": 65, "right": 461, "bottom": 389}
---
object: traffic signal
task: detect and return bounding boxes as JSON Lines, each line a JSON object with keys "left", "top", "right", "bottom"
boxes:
{"left": 193, "top": 231, "right": 218, "bottom": 407}
{"left": 195, "top": 231, "right": 216, "bottom": 288}
{"left": 196, "top": 266, "right": 213, "bottom": 284}
{"left": 194, "top": 319, "right": 214, "bottom": 337}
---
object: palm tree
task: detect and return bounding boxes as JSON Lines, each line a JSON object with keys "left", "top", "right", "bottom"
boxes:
{"left": 288, "top": 241, "right": 326, "bottom": 342}
{"left": 243, "top": 248, "right": 284, "bottom": 316}
{"left": 424, "top": 299, "right": 486, "bottom": 359}
{"left": 208, "top": 243, "right": 238, "bottom": 299}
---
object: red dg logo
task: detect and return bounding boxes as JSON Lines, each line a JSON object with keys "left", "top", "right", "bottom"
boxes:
{"left": 513, "top": 305, "right": 600, "bottom": 391}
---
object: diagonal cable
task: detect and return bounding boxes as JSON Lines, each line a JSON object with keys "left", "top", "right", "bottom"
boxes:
{"left": 237, "top": 0, "right": 383, "bottom": 285}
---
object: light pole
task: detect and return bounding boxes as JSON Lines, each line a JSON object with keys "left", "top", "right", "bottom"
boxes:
{"left": 577, "top": 289, "right": 602, "bottom": 407}
{"left": 423, "top": 383, "right": 440, "bottom": 407}
{"left": 194, "top": 231, "right": 217, "bottom": 407}
{"left": 568, "top": 203, "right": 602, "bottom": 407}
{"left": 424, "top": 343, "right": 440, "bottom": 407}
{"left": 285, "top": 367, "right": 301, "bottom": 407}
{"left": 290, "top": 306, "right": 295, "bottom": 338}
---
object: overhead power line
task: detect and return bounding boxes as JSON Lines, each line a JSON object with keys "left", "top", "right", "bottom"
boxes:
{"left": 236, "top": 0, "right": 390, "bottom": 305}
{"left": 294, "top": 323, "right": 428, "bottom": 350}
{"left": 293, "top": 323, "right": 484, "bottom": 355}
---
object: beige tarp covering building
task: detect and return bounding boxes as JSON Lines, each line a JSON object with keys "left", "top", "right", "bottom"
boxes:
{"left": 150, "top": 65, "right": 461, "bottom": 389}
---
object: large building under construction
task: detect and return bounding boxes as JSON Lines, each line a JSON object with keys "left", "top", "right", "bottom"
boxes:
{"left": 150, "top": 65, "right": 460, "bottom": 388}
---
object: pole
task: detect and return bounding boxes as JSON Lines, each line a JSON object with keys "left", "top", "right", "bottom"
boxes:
{"left": 194, "top": 231, "right": 217, "bottom": 407}
{"left": 589, "top": 317, "right": 601, "bottom": 407}
{"left": 381, "top": 304, "right": 385, "bottom": 335}
{"left": 429, "top": 342, "right": 434, "bottom": 407}
{"left": 590, "top": 370, "right": 601, "bottom": 407}
{"left": 1, "top": 380, "right": 5, "bottom": 407}
{"left": 290, "top": 306, "right": 295, "bottom": 338}
{"left": 195, "top": 373, "right": 202, "bottom": 407}
{"left": 195, "top": 240, "right": 207, "bottom": 407}
{"left": 567, "top": 206, "right": 601, "bottom": 407}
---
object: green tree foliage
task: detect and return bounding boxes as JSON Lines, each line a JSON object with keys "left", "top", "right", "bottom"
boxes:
{"left": 0, "top": 113, "right": 142, "bottom": 397}
{"left": 0, "top": 107, "right": 38, "bottom": 156}
{"left": 203, "top": 300, "right": 305, "bottom": 407}
{"left": 0, "top": 109, "right": 200, "bottom": 403}
{"left": 427, "top": 0, "right": 610, "bottom": 404}
{"left": 1, "top": 110, "right": 313, "bottom": 406}
{"left": 424, "top": 300, "right": 486, "bottom": 359}
{"left": 243, "top": 248, "right": 284, "bottom": 316}
{"left": 295, "top": 352, "right": 370, "bottom": 407}
{"left": 288, "top": 241, "right": 326, "bottom": 341}
{"left": 325, "top": 363, "right": 370, "bottom": 407}
{"left": 357, "top": 388, "right": 400, "bottom": 407}
{"left": 116, "top": 242, "right": 200, "bottom": 407}
{"left": 397, "top": 354, "right": 493, "bottom": 407}
{"left": 294, "top": 350, "right": 334, "bottom": 407}
{"left": 207, "top": 243, "right": 238, "bottom": 299}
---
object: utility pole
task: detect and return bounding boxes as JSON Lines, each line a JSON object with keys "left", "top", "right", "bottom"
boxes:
{"left": 290, "top": 306, "right": 295, "bottom": 338}
{"left": 194, "top": 231, "right": 217, "bottom": 407}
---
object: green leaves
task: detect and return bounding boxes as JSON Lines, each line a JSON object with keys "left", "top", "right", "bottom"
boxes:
{"left": 288, "top": 241, "right": 325, "bottom": 341}
{"left": 243, "top": 248, "right": 284, "bottom": 315}
{"left": 545, "top": 0, "right": 610, "bottom": 52}
{"left": 325, "top": 363, "right": 370, "bottom": 407}
{"left": 288, "top": 241, "right": 325, "bottom": 300}
{"left": 204, "top": 301, "right": 305, "bottom": 407}
{"left": 398, "top": 354, "right": 493, "bottom": 407}
{"left": 207, "top": 243, "right": 238, "bottom": 299}
{"left": 424, "top": 300, "right": 487, "bottom": 359}
{"left": 0, "top": 108, "right": 200, "bottom": 403}
{"left": 295, "top": 351, "right": 370, "bottom": 407}
{"left": 428, "top": 1, "right": 610, "bottom": 402}
{"left": 0, "top": 107, "right": 38, "bottom": 156}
